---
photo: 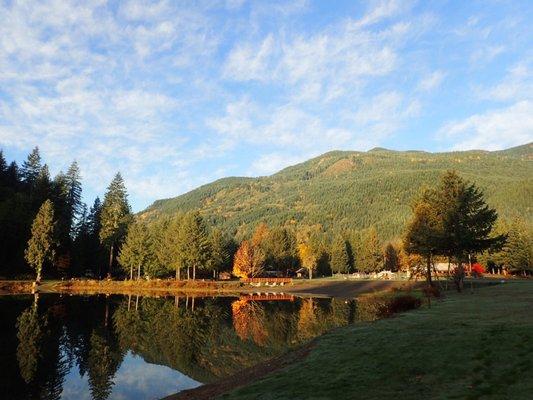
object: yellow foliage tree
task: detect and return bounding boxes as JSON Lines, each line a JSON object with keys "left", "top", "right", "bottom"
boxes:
{"left": 251, "top": 222, "right": 269, "bottom": 247}
{"left": 232, "top": 240, "right": 265, "bottom": 278}
{"left": 297, "top": 242, "right": 317, "bottom": 279}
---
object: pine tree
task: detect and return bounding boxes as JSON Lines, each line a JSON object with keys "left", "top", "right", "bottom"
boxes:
{"left": 330, "top": 235, "right": 350, "bottom": 274}
{"left": 360, "top": 227, "right": 383, "bottom": 273}
{"left": 262, "top": 227, "right": 298, "bottom": 271}
{"left": 500, "top": 218, "right": 532, "bottom": 275}
{"left": 21, "top": 147, "right": 42, "bottom": 186}
{"left": 25, "top": 200, "right": 57, "bottom": 282}
{"left": 154, "top": 216, "right": 184, "bottom": 279}
{"left": 118, "top": 222, "right": 155, "bottom": 280}
{"left": 405, "top": 171, "right": 504, "bottom": 289}
{"left": 208, "top": 228, "right": 232, "bottom": 278}
{"left": 383, "top": 243, "right": 400, "bottom": 272}
{"left": 99, "top": 173, "right": 131, "bottom": 277}
{"left": 0, "top": 150, "right": 6, "bottom": 184}
{"left": 65, "top": 161, "right": 83, "bottom": 237}
{"left": 177, "top": 212, "right": 211, "bottom": 280}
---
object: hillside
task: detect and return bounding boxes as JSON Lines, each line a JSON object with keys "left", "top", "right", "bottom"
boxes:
{"left": 141, "top": 143, "right": 533, "bottom": 239}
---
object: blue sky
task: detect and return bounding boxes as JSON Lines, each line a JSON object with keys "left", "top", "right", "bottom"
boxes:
{"left": 0, "top": 0, "right": 532, "bottom": 211}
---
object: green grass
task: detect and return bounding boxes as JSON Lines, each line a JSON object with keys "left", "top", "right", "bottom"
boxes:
{"left": 220, "top": 282, "right": 533, "bottom": 400}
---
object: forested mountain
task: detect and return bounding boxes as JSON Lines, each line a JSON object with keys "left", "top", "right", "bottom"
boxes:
{"left": 142, "top": 143, "right": 533, "bottom": 240}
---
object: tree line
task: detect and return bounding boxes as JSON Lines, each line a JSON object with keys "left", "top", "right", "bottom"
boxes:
{"left": 2, "top": 147, "right": 531, "bottom": 282}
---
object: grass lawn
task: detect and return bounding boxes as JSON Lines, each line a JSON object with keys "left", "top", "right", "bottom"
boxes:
{"left": 219, "top": 282, "right": 533, "bottom": 400}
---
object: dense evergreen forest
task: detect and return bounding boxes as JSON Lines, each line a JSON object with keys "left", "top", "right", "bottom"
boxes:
{"left": 143, "top": 144, "right": 532, "bottom": 240}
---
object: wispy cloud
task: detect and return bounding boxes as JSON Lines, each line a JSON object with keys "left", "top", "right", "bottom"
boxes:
{"left": 1, "top": 0, "right": 531, "bottom": 209}
{"left": 438, "top": 101, "right": 533, "bottom": 150}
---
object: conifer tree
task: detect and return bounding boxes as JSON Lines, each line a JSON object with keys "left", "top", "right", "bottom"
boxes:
{"left": 154, "top": 216, "right": 184, "bottom": 279}
{"left": 0, "top": 150, "right": 6, "bottom": 184}
{"left": 330, "top": 235, "right": 350, "bottom": 274}
{"left": 65, "top": 161, "right": 83, "bottom": 236}
{"left": 118, "top": 222, "right": 155, "bottom": 280}
{"left": 177, "top": 212, "right": 211, "bottom": 280}
{"left": 25, "top": 200, "right": 57, "bottom": 282}
{"left": 262, "top": 227, "right": 298, "bottom": 270}
{"left": 21, "top": 147, "right": 42, "bottom": 186}
{"left": 360, "top": 227, "right": 383, "bottom": 273}
{"left": 500, "top": 218, "right": 532, "bottom": 275}
{"left": 383, "top": 242, "right": 400, "bottom": 272}
{"left": 99, "top": 173, "right": 131, "bottom": 277}
{"left": 208, "top": 228, "right": 232, "bottom": 278}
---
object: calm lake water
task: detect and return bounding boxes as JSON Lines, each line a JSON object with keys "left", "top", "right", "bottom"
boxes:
{"left": 0, "top": 293, "right": 356, "bottom": 400}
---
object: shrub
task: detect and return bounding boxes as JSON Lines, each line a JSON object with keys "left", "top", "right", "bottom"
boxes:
{"left": 356, "top": 291, "right": 422, "bottom": 321}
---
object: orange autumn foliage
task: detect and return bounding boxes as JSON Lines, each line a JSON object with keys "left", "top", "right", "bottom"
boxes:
{"left": 231, "top": 299, "right": 268, "bottom": 346}
{"left": 232, "top": 240, "right": 265, "bottom": 278}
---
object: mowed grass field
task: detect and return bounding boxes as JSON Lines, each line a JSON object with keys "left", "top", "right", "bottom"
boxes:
{"left": 220, "top": 282, "right": 533, "bottom": 400}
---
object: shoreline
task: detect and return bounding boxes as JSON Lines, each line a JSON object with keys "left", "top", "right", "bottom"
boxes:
{"left": 0, "top": 278, "right": 423, "bottom": 298}
{"left": 0, "top": 277, "right": 513, "bottom": 297}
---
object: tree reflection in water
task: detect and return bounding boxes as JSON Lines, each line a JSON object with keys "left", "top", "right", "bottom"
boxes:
{"left": 2, "top": 293, "right": 355, "bottom": 399}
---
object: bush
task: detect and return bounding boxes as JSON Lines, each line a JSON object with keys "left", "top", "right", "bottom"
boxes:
{"left": 356, "top": 291, "right": 422, "bottom": 321}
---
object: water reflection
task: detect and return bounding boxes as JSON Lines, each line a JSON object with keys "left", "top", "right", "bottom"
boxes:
{"left": 0, "top": 293, "right": 355, "bottom": 399}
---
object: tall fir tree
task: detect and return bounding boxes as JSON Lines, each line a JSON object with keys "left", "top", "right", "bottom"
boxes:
{"left": 383, "top": 242, "right": 400, "bottom": 272}
{"left": 65, "top": 161, "right": 83, "bottom": 237}
{"left": 21, "top": 147, "right": 42, "bottom": 187}
{"left": 177, "top": 212, "right": 211, "bottom": 280}
{"left": 360, "top": 227, "right": 383, "bottom": 273}
{"left": 330, "top": 235, "right": 350, "bottom": 274}
{"left": 25, "top": 200, "right": 57, "bottom": 282}
{"left": 208, "top": 228, "right": 234, "bottom": 278}
{"left": 118, "top": 222, "right": 155, "bottom": 280}
{"left": 99, "top": 173, "right": 131, "bottom": 278}
{"left": 500, "top": 218, "right": 532, "bottom": 275}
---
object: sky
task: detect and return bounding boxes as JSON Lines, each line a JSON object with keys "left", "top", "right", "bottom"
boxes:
{"left": 0, "top": 0, "right": 532, "bottom": 211}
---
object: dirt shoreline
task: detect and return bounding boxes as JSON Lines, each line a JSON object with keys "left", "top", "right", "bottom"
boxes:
{"left": 0, "top": 278, "right": 419, "bottom": 298}
{"left": 162, "top": 341, "right": 316, "bottom": 400}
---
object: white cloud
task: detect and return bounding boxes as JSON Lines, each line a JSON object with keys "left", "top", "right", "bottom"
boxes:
{"left": 355, "top": 0, "right": 409, "bottom": 28}
{"left": 439, "top": 101, "right": 533, "bottom": 150}
{"left": 418, "top": 70, "right": 446, "bottom": 91}
{"left": 223, "top": 34, "right": 276, "bottom": 81}
{"left": 480, "top": 61, "right": 532, "bottom": 102}
{"left": 250, "top": 152, "right": 307, "bottom": 176}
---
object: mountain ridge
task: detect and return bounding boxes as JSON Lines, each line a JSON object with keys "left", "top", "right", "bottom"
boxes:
{"left": 141, "top": 143, "right": 533, "bottom": 239}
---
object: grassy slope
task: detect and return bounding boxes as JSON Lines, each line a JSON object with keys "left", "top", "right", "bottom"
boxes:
{"left": 142, "top": 144, "right": 533, "bottom": 239}
{"left": 220, "top": 282, "right": 533, "bottom": 400}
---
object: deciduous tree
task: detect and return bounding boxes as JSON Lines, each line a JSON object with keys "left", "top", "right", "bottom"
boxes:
{"left": 233, "top": 240, "right": 265, "bottom": 278}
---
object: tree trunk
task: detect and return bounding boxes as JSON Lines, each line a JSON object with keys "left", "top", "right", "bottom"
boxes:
{"left": 455, "top": 259, "right": 464, "bottom": 292}
{"left": 213, "top": 270, "right": 216, "bottom": 280}
{"left": 193, "top": 264, "right": 196, "bottom": 280}
{"left": 426, "top": 255, "right": 433, "bottom": 287}
{"left": 36, "top": 265, "right": 42, "bottom": 284}
{"left": 187, "top": 266, "right": 190, "bottom": 280}
{"left": 108, "top": 242, "right": 114, "bottom": 278}
{"left": 309, "top": 267, "right": 313, "bottom": 280}
{"left": 175, "top": 267, "right": 181, "bottom": 280}
{"left": 137, "top": 263, "right": 141, "bottom": 280}
{"left": 130, "top": 265, "right": 133, "bottom": 281}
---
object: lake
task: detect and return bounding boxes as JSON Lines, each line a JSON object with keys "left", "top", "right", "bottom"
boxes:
{"left": 0, "top": 293, "right": 356, "bottom": 400}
